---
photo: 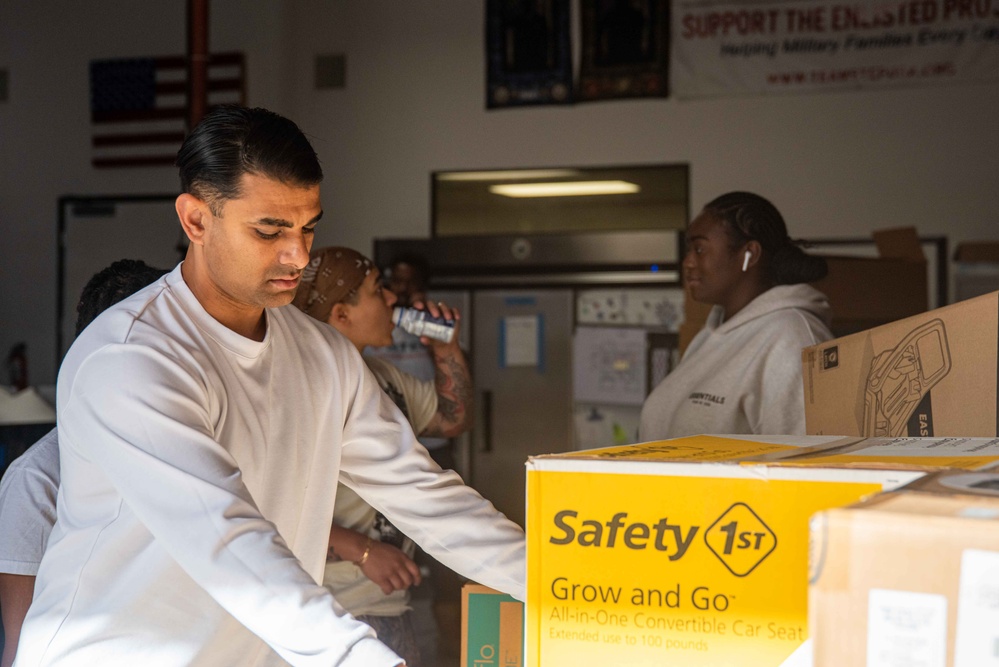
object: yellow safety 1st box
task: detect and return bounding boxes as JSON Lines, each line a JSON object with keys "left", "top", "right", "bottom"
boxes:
{"left": 525, "top": 434, "right": 999, "bottom": 667}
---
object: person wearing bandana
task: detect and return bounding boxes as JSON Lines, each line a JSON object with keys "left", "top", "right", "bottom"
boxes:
{"left": 293, "top": 247, "right": 473, "bottom": 667}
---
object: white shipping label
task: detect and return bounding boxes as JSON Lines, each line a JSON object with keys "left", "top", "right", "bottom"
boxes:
{"left": 867, "top": 589, "right": 947, "bottom": 667}
{"left": 954, "top": 549, "right": 999, "bottom": 667}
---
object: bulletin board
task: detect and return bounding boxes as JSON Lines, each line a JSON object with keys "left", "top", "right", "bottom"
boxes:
{"left": 57, "top": 194, "right": 186, "bottom": 367}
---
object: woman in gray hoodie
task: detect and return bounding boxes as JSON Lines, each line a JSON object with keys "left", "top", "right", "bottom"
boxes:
{"left": 639, "top": 191, "right": 833, "bottom": 440}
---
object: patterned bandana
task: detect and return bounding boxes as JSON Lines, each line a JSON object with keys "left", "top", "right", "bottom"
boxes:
{"left": 291, "top": 246, "right": 373, "bottom": 323}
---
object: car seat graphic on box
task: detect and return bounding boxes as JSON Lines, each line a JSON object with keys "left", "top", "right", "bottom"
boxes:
{"left": 863, "top": 319, "right": 951, "bottom": 437}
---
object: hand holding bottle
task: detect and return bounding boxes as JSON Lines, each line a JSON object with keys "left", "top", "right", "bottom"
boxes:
{"left": 393, "top": 300, "right": 460, "bottom": 346}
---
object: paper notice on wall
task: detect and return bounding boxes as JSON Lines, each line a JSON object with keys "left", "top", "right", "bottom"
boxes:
{"left": 867, "top": 588, "right": 947, "bottom": 667}
{"left": 577, "top": 288, "right": 685, "bottom": 329}
{"left": 501, "top": 315, "right": 541, "bottom": 368}
{"left": 573, "top": 326, "right": 648, "bottom": 406}
{"left": 954, "top": 549, "right": 999, "bottom": 667}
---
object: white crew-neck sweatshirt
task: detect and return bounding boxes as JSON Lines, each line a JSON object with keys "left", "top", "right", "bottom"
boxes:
{"left": 17, "top": 265, "right": 524, "bottom": 667}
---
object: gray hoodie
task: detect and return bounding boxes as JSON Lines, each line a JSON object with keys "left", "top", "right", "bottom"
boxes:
{"left": 639, "top": 284, "right": 833, "bottom": 441}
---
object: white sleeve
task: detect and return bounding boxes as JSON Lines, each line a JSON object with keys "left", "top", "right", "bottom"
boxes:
{"left": 61, "top": 346, "right": 401, "bottom": 667}
{"left": 338, "top": 361, "right": 526, "bottom": 601}
{"left": 0, "top": 430, "right": 59, "bottom": 576}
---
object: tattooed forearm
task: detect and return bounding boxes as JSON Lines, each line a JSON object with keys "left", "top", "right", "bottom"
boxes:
{"left": 426, "top": 348, "right": 474, "bottom": 437}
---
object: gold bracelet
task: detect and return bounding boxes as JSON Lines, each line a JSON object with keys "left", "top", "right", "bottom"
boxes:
{"left": 355, "top": 537, "right": 373, "bottom": 567}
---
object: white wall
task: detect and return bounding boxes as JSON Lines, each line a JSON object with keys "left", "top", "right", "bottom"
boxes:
{"left": 0, "top": 0, "right": 291, "bottom": 384}
{"left": 3, "top": 0, "right": 999, "bottom": 383}
{"left": 292, "top": 1, "right": 999, "bottom": 253}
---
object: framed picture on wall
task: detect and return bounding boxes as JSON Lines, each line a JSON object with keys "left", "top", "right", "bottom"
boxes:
{"left": 578, "top": 0, "right": 669, "bottom": 101}
{"left": 486, "top": 0, "right": 573, "bottom": 108}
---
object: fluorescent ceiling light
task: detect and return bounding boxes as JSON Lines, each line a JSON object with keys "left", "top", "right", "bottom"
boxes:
{"left": 437, "top": 169, "right": 581, "bottom": 182}
{"left": 489, "top": 180, "right": 641, "bottom": 198}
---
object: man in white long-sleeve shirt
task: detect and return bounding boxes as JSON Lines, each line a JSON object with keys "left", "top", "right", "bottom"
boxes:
{"left": 15, "top": 106, "right": 525, "bottom": 667}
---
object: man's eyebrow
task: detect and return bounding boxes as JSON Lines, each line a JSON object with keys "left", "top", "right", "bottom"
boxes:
{"left": 252, "top": 211, "right": 323, "bottom": 228}
{"left": 685, "top": 233, "right": 707, "bottom": 243}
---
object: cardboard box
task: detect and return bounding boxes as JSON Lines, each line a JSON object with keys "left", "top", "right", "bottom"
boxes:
{"left": 803, "top": 290, "right": 999, "bottom": 438}
{"left": 810, "top": 469, "right": 999, "bottom": 666}
{"left": 813, "top": 227, "right": 929, "bottom": 337}
{"left": 461, "top": 584, "right": 524, "bottom": 667}
{"left": 525, "top": 435, "right": 999, "bottom": 667}
{"left": 813, "top": 255, "right": 927, "bottom": 337}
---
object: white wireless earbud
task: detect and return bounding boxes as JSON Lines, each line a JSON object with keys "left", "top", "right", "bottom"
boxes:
{"left": 742, "top": 250, "right": 751, "bottom": 272}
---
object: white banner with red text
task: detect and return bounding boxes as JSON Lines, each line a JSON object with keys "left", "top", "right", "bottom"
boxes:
{"left": 671, "top": 0, "right": 999, "bottom": 98}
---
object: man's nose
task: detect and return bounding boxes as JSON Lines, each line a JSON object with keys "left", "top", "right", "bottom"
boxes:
{"left": 282, "top": 233, "right": 311, "bottom": 270}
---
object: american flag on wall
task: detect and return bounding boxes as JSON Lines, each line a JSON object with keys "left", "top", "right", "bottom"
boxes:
{"left": 89, "top": 52, "right": 245, "bottom": 168}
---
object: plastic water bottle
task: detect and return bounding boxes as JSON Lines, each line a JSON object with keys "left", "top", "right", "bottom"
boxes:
{"left": 393, "top": 307, "right": 456, "bottom": 343}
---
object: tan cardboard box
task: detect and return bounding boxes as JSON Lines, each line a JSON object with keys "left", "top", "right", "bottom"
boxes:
{"left": 814, "top": 226, "right": 929, "bottom": 337}
{"left": 525, "top": 434, "right": 999, "bottom": 667}
{"left": 809, "top": 469, "right": 999, "bottom": 666}
{"left": 461, "top": 584, "right": 524, "bottom": 667}
{"left": 802, "top": 291, "right": 999, "bottom": 437}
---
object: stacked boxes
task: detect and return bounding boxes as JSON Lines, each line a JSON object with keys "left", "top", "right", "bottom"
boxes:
{"left": 524, "top": 435, "right": 999, "bottom": 666}
{"left": 810, "top": 470, "right": 999, "bottom": 666}
{"left": 799, "top": 290, "right": 999, "bottom": 666}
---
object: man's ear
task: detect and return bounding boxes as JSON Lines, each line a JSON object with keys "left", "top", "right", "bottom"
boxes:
{"left": 328, "top": 303, "right": 350, "bottom": 326}
{"left": 176, "top": 193, "right": 211, "bottom": 246}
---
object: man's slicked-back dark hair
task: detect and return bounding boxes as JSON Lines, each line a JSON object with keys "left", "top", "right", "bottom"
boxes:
{"left": 75, "top": 259, "right": 171, "bottom": 336}
{"left": 175, "top": 105, "right": 323, "bottom": 214}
